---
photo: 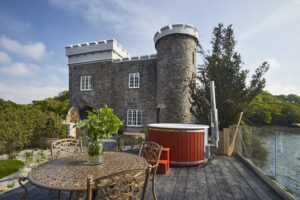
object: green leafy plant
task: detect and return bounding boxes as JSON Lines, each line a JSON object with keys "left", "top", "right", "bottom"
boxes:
{"left": 25, "top": 151, "right": 33, "bottom": 166}
{"left": 7, "top": 182, "right": 15, "bottom": 188}
{"left": 75, "top": 105, "right": 123, "bottom": 156}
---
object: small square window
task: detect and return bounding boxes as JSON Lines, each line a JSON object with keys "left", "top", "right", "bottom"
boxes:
{"left": 127, "top": 109, "right": 142, "bottom": 127}
{"left": 129, "top": 73, "right": 139, "bottom": 88}
{"left": 80, "top": 75, "right": 93, "bottom": 91}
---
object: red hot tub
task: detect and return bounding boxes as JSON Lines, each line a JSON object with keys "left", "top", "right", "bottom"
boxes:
{"left": 148, "top": 123, "right": 209, "bottom": 166}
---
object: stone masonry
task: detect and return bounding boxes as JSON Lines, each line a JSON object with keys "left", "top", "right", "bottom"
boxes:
{"left": 67, "top": 24, "right": 199, "bottom": 132}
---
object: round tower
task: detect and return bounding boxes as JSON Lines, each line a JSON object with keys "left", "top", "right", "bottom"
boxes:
{"left": 154, "top": 24, "right": 199, "bottom": 123}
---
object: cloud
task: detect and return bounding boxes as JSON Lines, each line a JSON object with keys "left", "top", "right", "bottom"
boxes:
{"left": 0, "top": 62, "right": 41, "bottom": 77}
{"left": 0, "top": 51, "right": 11, "bottom": 64}
{"left": 240, "top": 0, "right": 300, "bottom": 41}
{"left": 0, "top": 36, "right": 47, "bottom": 61}
{"left": 49, "top": 0, "right": 181, "bottom": 54}
{"left": 0, "top": 81, "right": 66, "bottom": 104}
{"left": 266, "top": 58, "right": 280, "bottom": 69}
{"left": 265, "top": 83, "right": 300, "bottom": 96}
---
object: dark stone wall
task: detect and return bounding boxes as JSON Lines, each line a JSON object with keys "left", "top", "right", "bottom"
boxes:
{"left": 69, "top": 59, "right": 157, "bottom": 132}
{"left": 69, "top": 33, "right": 198, "bottom": 132}
{"left": 155, "top": 34, "right": 197, "bottom": 123}
{"left": 111, "top": 59, "right": 157, "bottom": 132}
{"left": 69, "top": 61, "right": 114, "bottom": 110}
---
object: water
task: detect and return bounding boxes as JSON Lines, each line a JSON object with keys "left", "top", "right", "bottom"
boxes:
{"left": 251, "top": 131, "right": 300, "bottom": 197}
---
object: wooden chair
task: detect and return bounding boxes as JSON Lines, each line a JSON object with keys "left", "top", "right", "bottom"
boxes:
{"left": 50, "top": 138, "right": 82, "bottom": 199}
{"left": 87, "top": 168, "right": 151, "bottom": 200}
{"left": 51, "top": 138, "right": 83, "bottom": 159}
{"left": 138, "top": 141, "right": 162, "bottom": 200}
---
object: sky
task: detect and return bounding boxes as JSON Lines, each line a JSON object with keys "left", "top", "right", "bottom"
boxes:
{"left": 0, "top": 0, "right": 299, "bottom": 104}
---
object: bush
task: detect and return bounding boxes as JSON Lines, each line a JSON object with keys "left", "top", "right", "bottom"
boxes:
{"left": 0, "top": 95, "right": 66, "bottom": 153}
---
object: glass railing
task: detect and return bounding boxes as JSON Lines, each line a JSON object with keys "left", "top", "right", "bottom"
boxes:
{"left": 236, "top": 126, "right": 300, "bottom": 198}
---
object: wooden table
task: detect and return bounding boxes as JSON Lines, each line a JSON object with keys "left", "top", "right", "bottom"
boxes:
{"left": 24, "top": 152, "right": 147, "bottom": 199}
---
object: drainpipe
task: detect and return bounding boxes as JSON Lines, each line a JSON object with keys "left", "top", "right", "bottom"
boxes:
{"left": 210, "top": 81, "right": 219, "bottom": 148}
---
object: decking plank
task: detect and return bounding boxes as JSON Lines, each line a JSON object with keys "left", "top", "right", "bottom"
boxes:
{"left": 229, "top": 156, "right": 283, "bottom": 200}
{"left": 205, "top": 161, "right": 222, "bottom": 200}
{"left": 221, "top": 157, "right": 259, "bottom": 200}
{"left": 157, "top": 167, "right": 179, "bottom": 200}
{"left": 210, "top": 159, "right": 235, "bottom": 200}
{"left": 184, "top": 166, "right": 198, "bottom": 200}
{"left": 196, "top": 165, "right": 209, "bottom": 200}
{"left": 0, "top": 156, "right": 285, "bottom": 200}
{"left": 171, "top": 167, "right": 188, "bottom": 200}
{"left": 144, "top": 171, "right": 163, "bottom": 200}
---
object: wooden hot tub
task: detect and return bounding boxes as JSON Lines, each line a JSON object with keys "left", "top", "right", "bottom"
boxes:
{"left": 148, "top": 123, "right": 209, "bottom": 166}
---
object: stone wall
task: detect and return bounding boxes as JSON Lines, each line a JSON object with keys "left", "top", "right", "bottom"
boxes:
{"left": 69, "top": 59, "right": 157, "bottom": 132}
{"left": 156, "top": 34, "right": 197, "bottom": 123}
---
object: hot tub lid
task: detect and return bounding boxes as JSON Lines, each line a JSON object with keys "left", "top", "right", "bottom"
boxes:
{"left": 148, "top": 123, "right": 209, "bottom": 129}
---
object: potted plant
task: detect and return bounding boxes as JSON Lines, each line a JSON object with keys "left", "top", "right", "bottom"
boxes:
{"left": 75, "top": 105, "right": 123, "bottom": 165}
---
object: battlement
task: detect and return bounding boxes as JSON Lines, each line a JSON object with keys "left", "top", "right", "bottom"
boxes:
{"left": 154, "top": 24, "right": 199, "bottom": 44}
{"left": 65, "top": 39, "right": 131, "bottom": 65}
{"left": 113, "top": 54, "right": 157, "bottom": 63}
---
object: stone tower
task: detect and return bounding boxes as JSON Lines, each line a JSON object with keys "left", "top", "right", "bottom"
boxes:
{"left": 154, "top": 24, "right": 199, "bottom": 123}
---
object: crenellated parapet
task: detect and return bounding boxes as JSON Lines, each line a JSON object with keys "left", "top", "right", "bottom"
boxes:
{"left": 153, "top": 24, "right": 199, "bottom": 46}
{"left": 113, "top": 54, "right": 157, "bottom": 63}
{"left": 65, "top": 39, "right": 131, "bottom": 65}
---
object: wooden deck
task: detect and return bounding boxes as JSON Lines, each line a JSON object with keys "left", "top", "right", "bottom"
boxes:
{"left": 0, "top": 155, "right": 283, "bottom": 200}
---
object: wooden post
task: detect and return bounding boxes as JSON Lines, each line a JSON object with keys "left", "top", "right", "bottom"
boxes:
{"left": 228, "top": 112, "right": 243, "bottom": 156}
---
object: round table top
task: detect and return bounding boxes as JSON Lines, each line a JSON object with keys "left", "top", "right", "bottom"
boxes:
{"left": 28, "top": 151, "right": 147, "bottom": 191}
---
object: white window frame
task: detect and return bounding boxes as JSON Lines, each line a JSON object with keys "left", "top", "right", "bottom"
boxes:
{"left": 80, "top": 75, "right": 93, "bottom": 91}
{"left": 127, "top": 109, "right": 142, "bottom": 127}
{"left": 128, "top": 73, "right": 140, "bottom": 88}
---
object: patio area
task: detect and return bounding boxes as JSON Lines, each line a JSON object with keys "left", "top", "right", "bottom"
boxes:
{"left": 0, "top": 154, "right": 283, "bottom": 200}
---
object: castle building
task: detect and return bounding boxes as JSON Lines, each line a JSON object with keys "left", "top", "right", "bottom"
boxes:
{"left": 66, "top": 24, "right": 199, "bottom": 132}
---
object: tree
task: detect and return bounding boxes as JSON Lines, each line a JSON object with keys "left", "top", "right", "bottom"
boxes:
{"left": 189, "top": 23, "right": 269, "bottom": 129}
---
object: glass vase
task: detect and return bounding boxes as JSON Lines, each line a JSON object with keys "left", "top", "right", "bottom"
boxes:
{"left": 88, "top": 139, "right": 104, "bottom": 165}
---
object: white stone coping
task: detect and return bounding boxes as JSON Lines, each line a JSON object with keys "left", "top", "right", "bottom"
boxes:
{"left": 65, "top": 38, "right": 131, "bottom": 58}
{"left": 148, "top": 123, "right": 209, "bottom": 129}
{"left": 113, "top": 54, "right": 157, "bottom": 63}
{"left": 154, "top": 24, "right": 199, "bottom": 44}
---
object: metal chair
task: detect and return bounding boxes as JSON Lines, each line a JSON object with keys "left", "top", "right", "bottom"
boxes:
{"left": 138, "top": 141, "right": 162, "bottom": 200}
{"left": 87, "top": 168, "right": 151, "bottom": 200}
{"left": 51, "top": 138, "right": 83, "bottom": 159}
{"left": 51, "top": 138, "right": 83, "bottom": 199}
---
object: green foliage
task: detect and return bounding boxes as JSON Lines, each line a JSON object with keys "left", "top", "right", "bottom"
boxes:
{"left": 88, "top": 140, "right": 103, "bottom": 157}
{"left": 245, "top": 91, "right": 300, "bottom": 126}
{"left": 7, "top": 182, "right": 15, "bottom": 188}
{"left": 76, "top": 105, "right": 123, "bottom": 141}
{"left": 25, "top": 151, "right": 34, "bottom": 165}
{"left": 189, "top": 23, "right": 269, "bottom": 129}
{"left": 32, "top": 91, "right": 69, "bottom": 118}
{"left": 76, "top": 105, "right": 122, "bottom": 156}
{"left": 0, "top": 91, "right": 69, "bottom": 154}
{"left": 0, "top": 160, "right": 25, "bottom": 179}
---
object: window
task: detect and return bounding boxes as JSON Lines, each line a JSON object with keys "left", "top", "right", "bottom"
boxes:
{"left": 127, "top": 109, "right": 142, "bottom": 127}
{"left": 80, "top": 75, "right": 93, "bottom": 91}
{"left": 129, "top": 73, "right": 139, "bottom": 88}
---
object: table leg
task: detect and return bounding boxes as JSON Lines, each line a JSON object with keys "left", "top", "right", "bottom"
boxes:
{"left": 69, "top": 191, "right": 73, "bottom": 200}
{"left": 58, "top": 191, "right": 61, "bottom": 200}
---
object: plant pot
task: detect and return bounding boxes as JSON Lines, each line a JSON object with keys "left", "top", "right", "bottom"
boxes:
{"left": 88, "top": 140, "right": 104, "bottom": 166}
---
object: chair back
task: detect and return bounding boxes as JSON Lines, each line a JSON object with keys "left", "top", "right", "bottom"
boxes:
{"left": 87, "top": 169, "right": 150, "bottom": 200}
{"left": 138, "top": 142, "right": 162, "bottom": 169}
{"left": 50, "top": 138, "right": 82, "bottom": 159}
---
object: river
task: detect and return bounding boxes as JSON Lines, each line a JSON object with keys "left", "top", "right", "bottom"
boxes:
{"left": 255, "top": 132, "right": 300, "bottom": 197}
